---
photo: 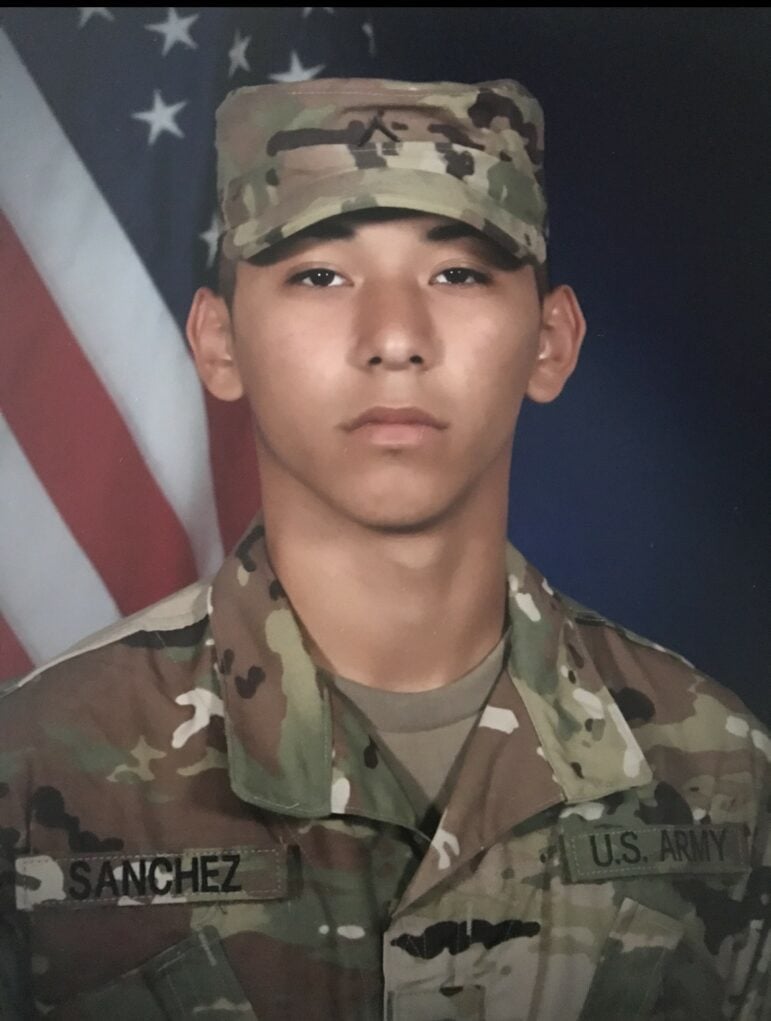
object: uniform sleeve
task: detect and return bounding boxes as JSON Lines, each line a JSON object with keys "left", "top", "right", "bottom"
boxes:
{"left": 657, "top": 715, "right": 771, "bottom": 1021}
{"left": 0, "top": 686, "right": 34, "bottom": 1019}
{"left": 727, "top": 795, "right": 771, "bottom": 1021}
{"left": 0, "top": 908, "right": 33, "bottom": 1020}
{"left": 706, "top": 705, "right": 771, "bottom": 1021}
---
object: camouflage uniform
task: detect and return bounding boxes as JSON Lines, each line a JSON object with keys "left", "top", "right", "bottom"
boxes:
{"left": 1, "top": 80, "right": 768, "bottom": 1018}
{"left": 0, "top": 521, "right": 768, "bottom": 1019}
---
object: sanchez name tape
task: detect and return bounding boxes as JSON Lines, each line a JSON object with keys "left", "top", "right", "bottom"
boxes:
{"left": 14, "top": 846, "right": 288, "bottom": 911}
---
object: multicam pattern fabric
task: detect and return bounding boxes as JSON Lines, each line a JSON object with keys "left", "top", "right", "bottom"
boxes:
{"left": 0, "top": 518, "right": 768, "bottom": 1019}
{"left": 216, "top": 78, "right": 548, "bottom": 267}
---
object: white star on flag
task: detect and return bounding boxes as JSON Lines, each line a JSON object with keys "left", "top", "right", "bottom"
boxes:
{"left": 132, "top": 90, "right": 187, "bottom": 145}
{"left": 228, "top": 28, "right": 251, "bottom": 77}
{"left": 78, "top": 8, "right": 114, "bottom": 28}
{"left": 145, "top": 7, "right": 198, "bottom": 56}
{"left": 199, "top": 213, "right": 221, "bottom": 268}
{"left": 269, "top": 50, "right": 325, "bottom": 83}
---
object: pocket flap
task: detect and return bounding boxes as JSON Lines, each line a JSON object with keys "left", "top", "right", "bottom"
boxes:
{"left": 73, "top": 927, "right": 257, "bottom": 1021}
{"left": 578, "top": 898, "right": 683, "bottom": 1020}
{"left": 389, "top": 985, "right": 485, "bottom": 1021}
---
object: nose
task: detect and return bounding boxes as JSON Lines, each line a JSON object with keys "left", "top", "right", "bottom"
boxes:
{"left": 352, "top": 278, "right": 437, "bottom": 371}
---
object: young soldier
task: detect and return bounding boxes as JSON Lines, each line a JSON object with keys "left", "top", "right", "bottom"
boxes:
{"left": 0, "top": 78, "right": 768, "bottom": 1020}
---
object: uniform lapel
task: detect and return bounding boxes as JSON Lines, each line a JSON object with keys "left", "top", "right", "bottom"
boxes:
{"left": 210, "top": 518, "right": 419, "bottom": 833}
{"left": 210, "top": 519, "right": 332, "bottom": 816}
{"left": 396, "top": 543, "right": 653, "bottom": 910}
{"left": 503, "top": 543, "right": 652, "bottom": 800}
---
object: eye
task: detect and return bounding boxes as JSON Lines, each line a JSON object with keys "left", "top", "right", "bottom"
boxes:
{"left": 433, "top": 267, "right": 491, "bottom": 286}
{"left": 290, "top": 268, "right": 346, "bottom": 287}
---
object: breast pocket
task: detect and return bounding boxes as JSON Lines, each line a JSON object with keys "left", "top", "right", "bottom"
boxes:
{"left": 577, "top": 897, "right": 684, "bottom": 1020}
{"left": 68, "top": 926, "right": 257, "bottom": 1021}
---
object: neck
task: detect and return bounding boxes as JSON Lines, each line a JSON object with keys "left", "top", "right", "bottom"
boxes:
{"left": 260, "top": 475, "right": 509, "bottom": 693}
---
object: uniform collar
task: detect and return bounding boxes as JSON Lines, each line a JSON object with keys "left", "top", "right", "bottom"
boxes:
{"left": 209, "top": 518, "right": 652, "bottom": 828}
{"left": 502, "top": 542, "right": 652, "bottom": 801}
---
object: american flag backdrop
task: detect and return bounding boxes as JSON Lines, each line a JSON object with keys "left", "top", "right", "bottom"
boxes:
{"left": 0, "top": 7, "right": 379, "bottom": 681}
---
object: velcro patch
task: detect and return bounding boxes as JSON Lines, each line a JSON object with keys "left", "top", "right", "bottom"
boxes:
{"left": 561, "top": 824, "right": 749, "bottom": 883}
{"left": 15, "top": 846, "right": 288, "bottom": 911}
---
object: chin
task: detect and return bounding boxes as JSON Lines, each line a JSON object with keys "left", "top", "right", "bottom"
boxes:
{"left": 343, "top": 491, "right": 462, "bottom": 535}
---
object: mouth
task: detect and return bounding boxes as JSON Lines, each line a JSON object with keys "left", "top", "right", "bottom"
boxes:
{"left": 342, "top": 407, "right": 448, "bottom": 431}
{"left": 341, "top": 406, "right": 448, "bottom": 449}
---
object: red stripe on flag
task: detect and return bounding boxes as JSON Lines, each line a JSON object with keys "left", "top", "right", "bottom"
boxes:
{"left": 0, "top": 613, "right": 34, "bottom": 684}
{"left": 0, "top": 213, "right": 198, "bottom": 614}
{"left": 204, "top": 388, "right": 261, "bottom": 555}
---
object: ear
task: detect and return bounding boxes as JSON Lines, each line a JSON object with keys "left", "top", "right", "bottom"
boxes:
{"left": 526, "top": 284, "right": 586, "bottom": 404}
{"left": 186, "top": 287, "right": 244, "bottom": 401}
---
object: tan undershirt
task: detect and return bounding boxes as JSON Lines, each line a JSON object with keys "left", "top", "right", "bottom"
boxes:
{"left": 331, "top": 634, "right": 508, "bottom": 828}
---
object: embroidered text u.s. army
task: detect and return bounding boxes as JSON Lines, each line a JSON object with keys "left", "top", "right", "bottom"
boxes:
{"left": 561, "top": 824, "right": 749, "bottom": 882}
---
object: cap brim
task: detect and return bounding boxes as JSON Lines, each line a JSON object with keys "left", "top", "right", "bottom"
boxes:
{"left": 223, "top": 167, "right": 545, "bottom": 266}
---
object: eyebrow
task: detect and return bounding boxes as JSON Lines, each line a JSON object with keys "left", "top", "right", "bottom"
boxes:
{"left": 296, "top": 220, "right": 481, "bottom": 245}
{"left": 424, "top": 222, "right": 524, "bottom": 271}
{"left": 246, "top": 216, "right": 523, "bottom": 271}
{"left": 424, "top": 222, "right": 480, "bottom": 243}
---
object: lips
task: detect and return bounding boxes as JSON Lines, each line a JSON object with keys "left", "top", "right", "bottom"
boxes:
{"left": 343, "top": 406, "right": 447, "bottom": 431}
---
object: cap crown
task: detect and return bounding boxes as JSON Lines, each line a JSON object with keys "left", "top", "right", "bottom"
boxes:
{"left": 216, "top": 78, "right": 547, "bottom": 265}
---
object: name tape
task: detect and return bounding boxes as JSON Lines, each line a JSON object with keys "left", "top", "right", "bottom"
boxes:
{"left": 561, "top": 824, "right": 749, "bottom": 882}
{"left": 15, "top": 846, "right": 288, "bottom": 911}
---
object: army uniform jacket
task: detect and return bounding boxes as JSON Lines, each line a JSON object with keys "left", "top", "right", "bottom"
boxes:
{"left": 1, "top": 519, "right": 768, "bottom": 1020}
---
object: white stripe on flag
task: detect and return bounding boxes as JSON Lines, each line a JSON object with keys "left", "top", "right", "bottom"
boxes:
{"left": 0, "top": 415, "right": 120, "bottom": 664}
{"left": 0, "top": 29, "right": 223, "bottom": 576}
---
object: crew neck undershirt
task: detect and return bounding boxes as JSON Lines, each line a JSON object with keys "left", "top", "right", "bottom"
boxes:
{"left": 331, "top": 634, "right": 509, "bottom": 826}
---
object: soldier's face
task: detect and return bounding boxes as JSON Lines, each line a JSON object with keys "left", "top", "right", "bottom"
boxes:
{"left": 192, "top": 215, "right": 583, "bottom": 531}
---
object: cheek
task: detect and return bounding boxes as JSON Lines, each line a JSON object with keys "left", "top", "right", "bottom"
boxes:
{"left": 451, "top": 331, "right": 539, "bottom": 451}
{"left": 448, "top": 315, "right": 538, "bottom": 397}
{"left": 233, "top": 333, "right": 340, "bottom": 442}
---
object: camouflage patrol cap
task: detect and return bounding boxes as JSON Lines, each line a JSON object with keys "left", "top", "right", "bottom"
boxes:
{"left": 215, "top": 77, "right": 547, "bottom": 266}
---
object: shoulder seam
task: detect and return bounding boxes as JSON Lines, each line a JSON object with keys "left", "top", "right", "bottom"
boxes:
{"left": 2, "top": 579, "right": 212, "bottom": 699}
{"left": 561, "top": 594, "right": 696, "bottom": 671}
